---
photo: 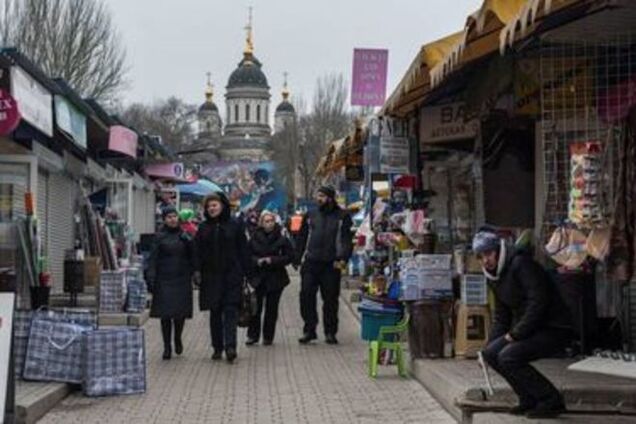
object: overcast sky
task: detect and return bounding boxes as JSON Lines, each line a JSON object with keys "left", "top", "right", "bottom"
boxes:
{"left": 109, "top": 0, "right": 482, "bottom": 114}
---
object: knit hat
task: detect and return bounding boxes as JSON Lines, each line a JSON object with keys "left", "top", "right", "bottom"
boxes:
{"left": 161, "top": 205, "right": 178, "bottom": 218}
{"left": 318, "top": 185, "right": 336, "bottom": 199}
{"left": 472, "top": 228, "right": 501, "bottom": 254}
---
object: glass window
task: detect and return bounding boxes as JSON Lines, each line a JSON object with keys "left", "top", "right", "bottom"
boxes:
{"left": 235, "top": 104, "right": 239, "bottom": 122}
{"left": 246, "top": 104, "right": 251, "bottom": 122}
{"left": 257, "top": 105, "right": 261, "bottom": 123}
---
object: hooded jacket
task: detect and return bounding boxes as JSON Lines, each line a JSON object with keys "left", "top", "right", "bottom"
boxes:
{"left": 488, "top": 248, "right": 572, "bottom": 341}
{"left": 248, "top": 225, "right": 294, "bottom": 292}
{"left": 295, "top": 203, "right": 353, "bottom": 265}
{"left": 194, "top": 192, "right": 247, "bottom": 310}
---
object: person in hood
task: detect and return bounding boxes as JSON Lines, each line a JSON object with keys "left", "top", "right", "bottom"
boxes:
{"left": 245, "top": 210, "right": 294, "bottom": 346}
{"left": 147, "top": 205, "right": 194, "bottom": 360}
{"left": 193, "top": 192, "right": 247, "bottom": 363}
{"left": 474, "top": 228, "right": 572, "bottom": 419}
{"left": 295, "top": 186, "right": 353, "bottom": 345}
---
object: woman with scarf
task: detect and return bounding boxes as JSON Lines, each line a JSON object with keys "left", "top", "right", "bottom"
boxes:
{"left": 194, "top": 192, "right": 247, "bottom": 363}
{"left": 147, "top": 206, "right": 194, "bottom": 360}
{"left": 246, "top": 211, "right": 294, "bottom": 346}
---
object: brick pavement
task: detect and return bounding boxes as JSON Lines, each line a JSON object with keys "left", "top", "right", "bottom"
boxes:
{"left": 39, "top": 275, "right": 454, "bottom": 424}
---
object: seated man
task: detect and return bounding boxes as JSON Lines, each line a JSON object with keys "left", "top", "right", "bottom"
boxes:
{"left": 473, "top": 228, "right": 572, "bottom": 419}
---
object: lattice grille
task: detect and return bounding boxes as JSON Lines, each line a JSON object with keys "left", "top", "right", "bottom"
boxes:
{"left": 540, "top": 34, "right": 636, "bottom": 242}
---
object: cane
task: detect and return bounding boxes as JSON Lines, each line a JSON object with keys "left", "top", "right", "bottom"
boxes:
{"left": 477, "top": 350, "right": 495, "bottom": 397}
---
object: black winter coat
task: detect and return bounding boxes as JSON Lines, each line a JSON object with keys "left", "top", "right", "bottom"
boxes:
{"left": 194, "top": 194, "right": 247, "bottom": 311}
{"left": 488, "top": 250, "right": 572, "bottom": 342}
{"left": 295, "top": 204, "right": 353, "bottom": 265}
{"left": 248, "top": 226, "right": 294, "bottom": 292}
{"left": 147, "top": 226, "right": 194, "bottom": 319}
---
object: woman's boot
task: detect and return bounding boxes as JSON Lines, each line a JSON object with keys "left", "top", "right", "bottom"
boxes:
{"left": 161, "top": 319, "right": 172, "bottom": 360}
{"left": 174, "top": 318, "right": 185, "bottom": 355}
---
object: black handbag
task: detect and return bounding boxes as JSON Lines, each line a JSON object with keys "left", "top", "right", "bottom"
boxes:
{"left": 238, "top": 280, "right": 257, "bottom": 328}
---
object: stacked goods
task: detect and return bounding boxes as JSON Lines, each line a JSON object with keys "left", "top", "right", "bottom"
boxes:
{"left": 399, "top": 254, "right": 453, "bottom": 301}
{"left": 126, "top": 278, "right": 147, "bottom": 313}
{"left": 99, "top": 270, "right": 127, "bottom": 313}
{"left": 461, "top": 274, "right": 488, "bottom": 305}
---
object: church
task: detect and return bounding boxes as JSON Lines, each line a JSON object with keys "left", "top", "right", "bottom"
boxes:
{"left": 189, "top": 12, "right": 296, "bottom": 164}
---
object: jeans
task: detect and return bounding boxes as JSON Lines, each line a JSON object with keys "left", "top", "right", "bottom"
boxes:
{"left": 209, "top": 304, "right": 238, "bottom": 352}
{"left": 247, "top": 286, "right": 283, "bottom": 342}
{"left": 482, "top": 328, "right": 570, "bottom": 406}
{"left": 300, "top": 261, "right": 341, "bottom": 336}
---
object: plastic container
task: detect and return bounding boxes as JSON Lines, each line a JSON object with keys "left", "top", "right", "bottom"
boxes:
{"left": 358, "top": 306, "right": 402, "bottom": 341}
{"left": 461, "top": 274, "right": 488, "bottom": 305}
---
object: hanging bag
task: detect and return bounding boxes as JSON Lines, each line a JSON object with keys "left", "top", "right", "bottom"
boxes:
{"left": 238, "top": 280, "right": 257, "bottom": 328}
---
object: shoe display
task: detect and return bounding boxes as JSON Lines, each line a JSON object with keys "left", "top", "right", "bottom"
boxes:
{"left": 298, "top": 333, "right": 317, "bottom": 344}
{"left": 325, "top": 334, "right": 338, "bottom": 345}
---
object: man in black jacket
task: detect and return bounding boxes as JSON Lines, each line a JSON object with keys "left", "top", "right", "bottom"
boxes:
{"left": 473, "top": 228, "right": 572, "bottom": 419}
{"left": 295, "top": 186, "right": 353, "bottom": 345}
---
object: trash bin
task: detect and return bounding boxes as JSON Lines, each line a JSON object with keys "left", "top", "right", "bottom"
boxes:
{"left": 407, "top": 299, "right": 448, "bottom": 359}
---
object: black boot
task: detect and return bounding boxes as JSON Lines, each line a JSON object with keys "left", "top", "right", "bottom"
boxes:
{"left": 225, "top": 348, "right": 237, "bottom": 363}
{"left": 298, "top": 332, "right": 317, "bottom": 344}
{"left": 211, "top": 350, "right": 223, "bottom": 360}
{"left": 174, "top": 318, "right": 184, "bottom": 355}
{"left": 325, "top": 334, "right": 338, "bottom": 345}
{"left": 526, "top": 396, "right": 566, "bottom": 419}
{"left": 161, "top": 319, "right": 172, "bottom": 360}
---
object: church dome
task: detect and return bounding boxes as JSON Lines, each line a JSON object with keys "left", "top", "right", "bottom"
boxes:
{"left": 227, "top": 56, "right": 268, "bottom": 89}
{"left": 199, "top": 101, "right": 218, "bottom": 112}
{"left": 276, "top": 100, "right": 294, "bottom": 113}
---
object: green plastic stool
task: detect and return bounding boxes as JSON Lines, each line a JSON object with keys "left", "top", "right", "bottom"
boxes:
{"left": 368, "top": 314, "right": 410, "bottom": 378}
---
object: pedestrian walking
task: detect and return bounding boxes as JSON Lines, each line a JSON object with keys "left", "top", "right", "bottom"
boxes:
{"left": 246, "top": 210, "right": 294, "bottom": 346}
{"left": 193, "top": 192, "right": 247, "bottom": 363}
{"left": 295, "top": 186, "right": 353, "bottom": 345}
{"left": 147, "top": 206, "right": 194, "bottom": 360}
{"left": 473, "top": 228, "right": 572, "bottom": 419}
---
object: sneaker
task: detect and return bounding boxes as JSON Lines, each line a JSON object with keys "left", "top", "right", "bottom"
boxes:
{"left": 225, "top": 348, "right": 237, "bottom": 363}
{"left": 245, "top": 338, "right": 259, "bottom": 346}
{"left": 525, "top": 400, "right": 566, "bottom": 419}
{"left": 325, "top": 334, "right": 338, "bottom": 345}
{"left": 298, "top": 333, "right": 317, "bottom": 344}
{"left": 211, "top": 350, "right": 223, "bottom": 361}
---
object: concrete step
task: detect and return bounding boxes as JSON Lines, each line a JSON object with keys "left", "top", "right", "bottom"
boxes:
{"left": 15, "top": 381, "right": 73, "bottom": 424}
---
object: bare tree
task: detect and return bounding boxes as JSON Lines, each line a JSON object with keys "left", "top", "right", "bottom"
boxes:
{"left": 118, "top": 97, "right": 197, "bottom": 152}
{"left": 0, "top": 0, "right": 128, "bottom": 102}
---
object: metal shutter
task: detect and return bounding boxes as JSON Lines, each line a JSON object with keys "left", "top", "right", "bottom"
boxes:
{"left": 48, "top": 173, "right": 75, "bottom": 293}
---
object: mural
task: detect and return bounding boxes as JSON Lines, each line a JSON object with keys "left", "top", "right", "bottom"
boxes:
{"left": 200, "top": 161, "right": 287, "bottom": 214}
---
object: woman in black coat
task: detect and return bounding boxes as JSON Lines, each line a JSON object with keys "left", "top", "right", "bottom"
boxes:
{"left": 147, "top": 206, "right": 194, "bottom": 360}
{"left": 194, "top": 192, "right": 247, "bottom": 363}
{"left": 246, "top": 211, "right": 294, "bottom": 346}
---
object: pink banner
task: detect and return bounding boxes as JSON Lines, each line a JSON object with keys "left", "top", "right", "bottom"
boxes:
{"left": 145, "top": 162, "right": 185, "bottom": 180}
{"left": 351, "top": 48, "right": 389, "bottom": 106}
{"left": 109, "top": 125, "right": 138, "bottom": 158}
{"left": 0, "top": 89, "right": 21, "bottom": 135}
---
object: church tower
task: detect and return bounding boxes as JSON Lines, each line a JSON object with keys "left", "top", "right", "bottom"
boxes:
{"left": 274, "top": 73, "right": 296, "bottom": 133}
{"left": 220, "top": 8, "right": 272, "bottom": 161}
{"left": 197, "top": 73, "right": 222, "bottom": 140}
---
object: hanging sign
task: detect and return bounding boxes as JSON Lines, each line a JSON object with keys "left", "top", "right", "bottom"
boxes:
{"left": 351, "top": 48, "right": 389, "bottom": 106}
{"left": 10, "top": 66, "right": 53, "bottom": 137}
{"left": 419, "top": 102, "right": 479, "bottom": 145}
{"left": 380, "top": 136, "right": 410, "bottom": 174}
{"left": 108, "top": 125, "right": 138, "bottom": 158}
{"left": 0, "top": 89, "right": 20, "bottom": 136}
{"left": 145, "top": 162, "right": 185, "bottom": 180}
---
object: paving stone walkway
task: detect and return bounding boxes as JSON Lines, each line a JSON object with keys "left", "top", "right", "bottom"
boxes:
{"left": 39, "top": 275, "right": 454, "bottom": 424}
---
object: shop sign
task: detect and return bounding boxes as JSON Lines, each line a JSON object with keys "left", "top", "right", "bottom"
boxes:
{"left": 108, "top": 125, "right": 138, "bottom": 158}
{"left": 145, "top": 162, "right": 185, "bottom": 180}
{"left": 10, "top": 66, "right": 53, "bottom": 137}
{"left": 351, "top": 48, "right": 389, "bottom": 106}
{"left": 419, "top": 102, "right": 479, "bottom": 145}
{"left": 55, "top": 96, "right": 87, "bottom": 148}
{"left": 380, "top": 136, "right": 410, "bottom": 174}
{"left": 0, "top": 88, "right": 21, "bottom": 135}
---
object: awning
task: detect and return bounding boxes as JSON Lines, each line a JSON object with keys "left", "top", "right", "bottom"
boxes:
{"left": 382, "top": 31, "right": 464, "bottom": 117}
{"left": 430, "top": 0, "right": 527, "bottom": 87}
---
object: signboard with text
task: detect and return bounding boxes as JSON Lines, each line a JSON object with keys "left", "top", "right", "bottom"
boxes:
{"left": 0, "top": 89, "right": 20, "bottom": 136}
{"left": 145, "top": 162, "right": 185, "bottom": 180}
{"left": 351, "top": 48, "right": 388, "bottom": 106}
{"left": 55, "top": 96, "right": 87, "bottom": 148}
{"left": 10, "top": 66, "right": 53, "bottom": 137}
{"left": 108, "top": 125, "right": 138, "bottom": 158}
{"left": 420, "top": 102, "right": 479, "bottom": 145}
